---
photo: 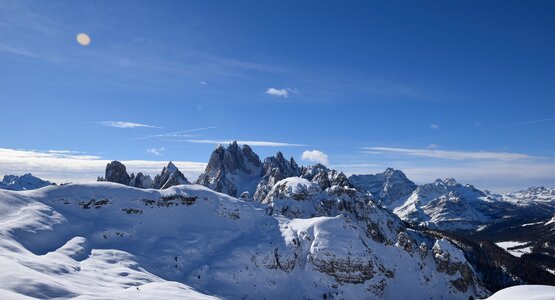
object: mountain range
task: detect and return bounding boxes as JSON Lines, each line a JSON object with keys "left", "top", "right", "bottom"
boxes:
{"left": 0, "top": 141, "right": 553, "bottom": 299}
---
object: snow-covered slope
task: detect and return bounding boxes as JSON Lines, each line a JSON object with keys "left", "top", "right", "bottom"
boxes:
{"left": 0, "top": 182, "right": 488, "bottom": 299}
{"left": 485, "top": 285, "right": 555, "bottom": 300}
{"left": 0, "top": 173, "right": 54, "bottom": 191}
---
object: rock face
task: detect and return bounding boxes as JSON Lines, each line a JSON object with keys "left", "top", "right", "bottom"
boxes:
{"left": 253, "top": 151, "right": 301, "bottom": 201}
{"left": 0, "top": 173, "right": 54, "bottom": 191}
{"left": 101, "top": 161, "right": 131, "bottom": 185}
{"left": 196, "top": 141, "right": 263, "bottom": 197}
{"left": 300, "top": 164, "right": 353, "bottom": 190}
{"left": 261, "top": 176, "right": 487, "bottom": 298}
{"left": 349, "top": 168, "right": 417, "bottom": 207}
{"left": 129, "top": 172, "right": 154, "bottom": 189}
{"left": 154, "top": 161, "right": 189, "bottom": 189}
{"left": 99, "top": 161, "right": 188, "bottom": 189}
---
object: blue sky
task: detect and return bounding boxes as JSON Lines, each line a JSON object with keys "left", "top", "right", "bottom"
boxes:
{"left": 1, "top": 0, "right": 554, "bottom": 192}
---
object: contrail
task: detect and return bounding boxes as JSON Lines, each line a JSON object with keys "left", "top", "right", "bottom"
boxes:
{"left": 132, "top": 125, "right": 219, "bottom": 140}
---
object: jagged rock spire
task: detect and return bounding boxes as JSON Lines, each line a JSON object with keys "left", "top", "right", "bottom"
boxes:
{"left": 102, "top": 161, "right": 131, "bottom": 185}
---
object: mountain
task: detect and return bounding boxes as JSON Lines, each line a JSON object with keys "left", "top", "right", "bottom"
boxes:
{"left": 503, "top": 186, "right": 555, "bottom": 209}
{"left": 383, "top": 178, "right": 554, "bottom": 232}
{"left": 99, "top": 161, "right": 189, "bottom": 189}
{"left": 391, "top": 178, "right": 501, "bottom": 230}
{"left": 0, "top": 181, "right": 488, "bottom": 299}
{"left": 196, "top": 141, "right": 262, "bottom": 197}
{"left": 0, "top": 173, "right": 54, "bottom": 191}
{"left": 153, "top": 161, "right": 190, "bottom": 189}
{"left": 349, "top": 168, "right": 417, "bottom": 207}
{"left": 252, "top": 151, "right": 300, "bottom": 201}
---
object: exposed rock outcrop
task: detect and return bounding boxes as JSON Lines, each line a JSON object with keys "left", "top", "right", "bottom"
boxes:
{"left": 349, "top": 168, "right": 417, "bottom": 207}
{"left": 253, "top": 151, "right": 301, "bottom": 201}
{"left": 196, "top": 141, "right": 262, "bottom": 197}
{"left": 101, "top": 161, "right": 131, "bottom": 185}
{"left": 154, "top": 161, "right": 189, "bottom": 189}
{"left": 99, "top": 160, "right": 188, "bottom": 189}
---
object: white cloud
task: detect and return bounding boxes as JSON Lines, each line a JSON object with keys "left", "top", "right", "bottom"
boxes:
{"left": 0, "top": 148, "right": 206, "bottom": 184}
{"left": 427, "top": 144, "right": 439, "bottom": 149}
{"left": 265, "top": 88, "right": 289, "bottom": 98}
{"left": 186, "top": 140, "right": 305, "bottom": 147}
{"left": 362, "top": 147, "right": 530, "bottom": 161}
{"left": 430, "top": 124, "right": 439, "bottom": 129}
{"left": 147, "top": 147, "right": 164, "bottom": 156}
{"left": 101, "top": 121, "right": 159, "bottom": 129}
{"left": 301, "top": 150, "right": 329, "bottom": 165}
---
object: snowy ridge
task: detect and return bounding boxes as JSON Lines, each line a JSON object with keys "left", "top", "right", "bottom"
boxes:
{"left": 0, "top": 182, "right": 487, "bottom": 299}
{"left": 486, "top": 285, "right": 555, "bottom": 300}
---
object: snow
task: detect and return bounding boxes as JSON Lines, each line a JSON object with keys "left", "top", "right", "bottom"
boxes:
{"left": 0, "top": 182, "right": 487, "bottom": 299}
{"left": 486, "top": 285, "right": 555, "bottom": 300}
{"left": 521, "top": 221, "right": 544, "bottom": 227}
{"left": 495, "top": 241, "right": 533, "bottom": 257}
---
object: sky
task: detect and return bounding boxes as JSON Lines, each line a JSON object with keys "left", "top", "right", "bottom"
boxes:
{"left": 1, "top": 0, "right": 554, "bottom": 192}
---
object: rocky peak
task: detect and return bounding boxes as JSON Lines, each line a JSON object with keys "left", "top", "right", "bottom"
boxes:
{"left": 331, "top": 172, "right": 352, "bottom": 188}
{"left": 128, "top": 172, "right": 154, "bottom": 189}
{"left": 299, "top": 164, "right": 355, "bottom": 191}
{"left": 349, "top": 168, "right": 416, "bottom": 207}
{"left": 196, "top": 141, "right": 263, "bottom": 197}
{"left": 101, "top": 161, "right": 131, "bottom": 185}
{"left": 253, "top": 152, "right": 301, "bottom": 201}
{"left": 154, "top": 161, "right": 189, "bottom": 189}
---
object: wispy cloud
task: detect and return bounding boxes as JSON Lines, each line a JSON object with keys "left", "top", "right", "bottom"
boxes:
{"left": 362, "top": 147, "right": 531, "bottom": 161}
{"left": 147, "top": 147, "right": 164, "bottom": 156}
{"left": 186, "top": 139, "right": 306, "bottom": 147}
{"left": 330, "top": 163, "right": 377, "bottom": 168}
{"left": 430, "top": 124, "right": 439, "bottom": 129}
{"left": 101, "top": 121, "right": 160, "bottom": 129}
{"left": 499, "top": 117, "right": 555, "bottom": 129}
{"left": 133, "top": 126, "right": 219, "bottom": 140}
{"left": 301, "top": 150, "right": 329, "bottom": 165}
{"left": 0, "top": 148, "right": 205, "bottom": 184}
{"left": 265, "top": 88, "right": 289, "bottom": 98}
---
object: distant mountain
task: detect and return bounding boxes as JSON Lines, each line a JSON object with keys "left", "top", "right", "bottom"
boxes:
{"left": 503, "top": 186, "right": 555, "bottom": 209}
{"left": 0, "top": 173, "right": 54, "bottom": 191}
{"left": 360, "top": 176, "right": 555, "bottom": 232}
{"left": 349, "top": 168, "right": 417, "bottom": 207}
{"left": 391, "top": 178, "right": 504, "bottom": 230}
{"left": 98, "top": 161, "right": 189, "bottom": 189}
